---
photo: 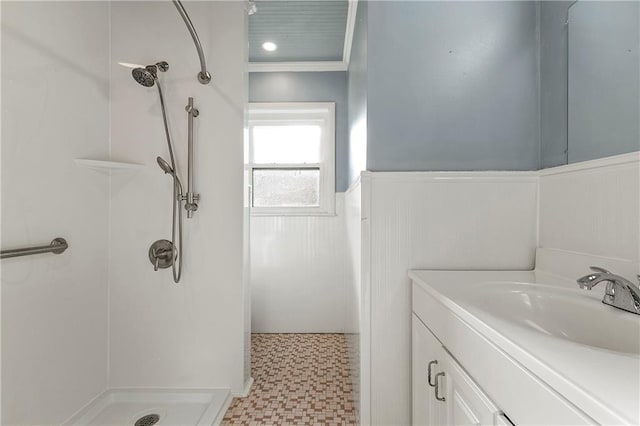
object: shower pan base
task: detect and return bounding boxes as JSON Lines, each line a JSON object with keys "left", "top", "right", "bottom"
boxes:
{"left": 65, "top": 388, "right": 231, "bottom": 426}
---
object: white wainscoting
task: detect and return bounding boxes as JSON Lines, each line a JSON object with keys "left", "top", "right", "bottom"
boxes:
{"left": 251, "top": 194, "right": 350, "bottom": 333}
{"left": 344, "top": 178, "right": 363, "bottom": 423}
{"left": 250, "top": 154, "right": 639, "bottom": 425}
{"left": 361, "top": 172, "right": 539, "bottom": 425}
{"left": 349, "top": 154, "right": 639, "bottom": 425}
{"left": 538, "top": 152, "right": 640, "bottom": 269}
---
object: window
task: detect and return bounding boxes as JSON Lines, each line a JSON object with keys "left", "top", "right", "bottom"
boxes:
{"left": 248, "top": 102, "right": 335, "bottom": 215}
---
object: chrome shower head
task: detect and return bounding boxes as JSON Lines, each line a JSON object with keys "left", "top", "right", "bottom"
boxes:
{"left": 131, "top": 62, "right": 168, "bottom": 87}
{"left": 157, "top": 156, "right": 174, "bottom": 175}
{"left": 132, "top": 67, "right": 156, "bottom": 87}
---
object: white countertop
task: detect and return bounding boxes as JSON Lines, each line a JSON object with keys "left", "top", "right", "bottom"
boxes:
{"left": 409, "top": 269, "right": 640, "bottom": 425}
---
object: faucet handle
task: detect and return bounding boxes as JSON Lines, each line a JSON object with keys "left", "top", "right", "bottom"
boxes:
{"left": 589, "top": 266, "right": 611, "bottom": 274}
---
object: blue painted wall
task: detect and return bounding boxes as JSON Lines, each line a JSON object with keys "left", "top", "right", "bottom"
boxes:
{"left": 249, "top": 72, "right": 349, "bottom": 191}
{"left": 347, "top": 1, "right": 367, "bottom": 187}
{"left": 540, "top": 1, "right": 572, "bottom": 168}
{"left": 365, "top": 1, "right": 540, "bottom": 174}
{"left": 539, "top": 1, "right": 639, "bottom": 167}
{"left": 567, "top": 1, "right": 640, "bottom": 163}
{"left": 251, "top": 2, "right": 638, "bottom": 191}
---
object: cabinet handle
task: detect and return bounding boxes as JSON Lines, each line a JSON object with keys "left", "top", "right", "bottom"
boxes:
{"left": 427, "top": 360, "right": 438, "bottom": 387}
{"left": 435, "top": 372, "right": 446, "bottom": 402}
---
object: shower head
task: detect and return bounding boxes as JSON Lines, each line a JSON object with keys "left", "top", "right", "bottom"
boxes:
{"left": 132, "top": 67, "right": 156, "bottom": 87}
{"left": 157, "top": 156, "right": 174, "bottom": 175}
{"left": 131, "top": 62, "right": 169, "bottom": 87}
{"left": 157, "top": 156, "right": 184, "bottom": 194}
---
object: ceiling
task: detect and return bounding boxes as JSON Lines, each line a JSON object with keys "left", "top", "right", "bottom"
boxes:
{"left": 249, "top": 1, "right": 353, "bottom": 70}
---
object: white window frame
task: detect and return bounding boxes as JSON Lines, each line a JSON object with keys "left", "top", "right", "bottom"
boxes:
{"left": 248, "top": 102, "right": 336, "bottom": 216}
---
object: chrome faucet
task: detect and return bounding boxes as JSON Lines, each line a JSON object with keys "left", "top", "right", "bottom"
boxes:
{"left": 577, "top": 266, "right": 640, "bottom": 315}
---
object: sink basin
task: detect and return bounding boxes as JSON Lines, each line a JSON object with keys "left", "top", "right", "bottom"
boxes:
{"left": 462, "top": 282, "right": 640, "bottom": 355}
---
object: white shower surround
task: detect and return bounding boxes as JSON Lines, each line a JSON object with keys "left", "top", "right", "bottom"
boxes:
{"left": 1, "top": 1, "right": 249, "bottom": 424}
{"left": 108, "top": 0, "right": 248, "bottom": 393}
{"left": 1, "top": 2, "right": 110, "bottom": 424}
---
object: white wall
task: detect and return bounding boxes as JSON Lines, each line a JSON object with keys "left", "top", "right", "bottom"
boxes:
{"left": 1, "top": 2, "right": 110, "bottom": 424}
{"left": 361, "top": 172, "right": 538, "bottom": 425}
{"left": 108, "top": 1, "right": 248, "bottom": 393}
{"left": 251, "top": 195, "right": 349, "bottom": 333}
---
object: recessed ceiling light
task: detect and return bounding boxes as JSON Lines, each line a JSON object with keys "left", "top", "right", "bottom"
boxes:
{"left": 262, "top": 41, "right": 277, "bottom": 52}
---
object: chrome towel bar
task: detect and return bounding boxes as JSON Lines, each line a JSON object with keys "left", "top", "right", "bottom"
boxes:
{"left": 1, "top": 238, "right": 68, "bottom": 259}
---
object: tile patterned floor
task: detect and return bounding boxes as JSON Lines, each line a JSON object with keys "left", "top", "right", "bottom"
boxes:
{"left": 222, "top": 334, "right": 357, "bottom": 425}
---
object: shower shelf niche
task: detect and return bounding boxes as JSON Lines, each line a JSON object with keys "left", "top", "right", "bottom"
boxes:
{"left": 74, "top": 159, "right": 144, "bottom": 172}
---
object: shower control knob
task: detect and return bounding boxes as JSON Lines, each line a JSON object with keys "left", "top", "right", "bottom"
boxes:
{"left": 148, "top": 239, "right": 175, "bottom": 271}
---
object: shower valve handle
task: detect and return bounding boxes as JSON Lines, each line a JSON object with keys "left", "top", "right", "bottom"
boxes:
{"left": 151, "top": 247, "right": 171, "bottom": 271}
{"left": 148, "top": 240, "right": 175, "bottom": 272}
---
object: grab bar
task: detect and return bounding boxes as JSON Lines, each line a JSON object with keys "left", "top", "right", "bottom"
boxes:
{"left": 1, "top": 238, "right": 68, "bottom": 259}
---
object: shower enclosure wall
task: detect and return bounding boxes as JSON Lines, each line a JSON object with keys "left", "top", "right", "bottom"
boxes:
{"left": 0, "top": 1, "right": 250, "bottom": 424}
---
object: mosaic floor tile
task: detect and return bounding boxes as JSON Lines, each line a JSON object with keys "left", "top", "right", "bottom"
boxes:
{"left": 222, "top": 334, "right": 357, "bottom": 425}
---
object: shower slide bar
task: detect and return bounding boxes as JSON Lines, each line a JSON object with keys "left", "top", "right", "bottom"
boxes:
{"left": 183, "top": 96, "right": 200, "bottom": 218}
{"left": 1, "top": 238, "right": 68, "bottom": 259}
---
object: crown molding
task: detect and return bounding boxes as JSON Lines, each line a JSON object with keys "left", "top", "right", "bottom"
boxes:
{"left": 342, "top": 0, "right": 358, "bottom": 69}
{"left": 248, "top": 61, "right": 348, "bottom": 73}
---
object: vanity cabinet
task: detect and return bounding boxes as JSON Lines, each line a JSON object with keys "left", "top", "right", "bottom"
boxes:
{"left": 411, "top": 271, "right": 606, "bottom": 426}
{"left": 412, "top": 314, "right": 511, "bottom": 426}
{"left": 412, "top": 315, "right": 444, "bottom": 425}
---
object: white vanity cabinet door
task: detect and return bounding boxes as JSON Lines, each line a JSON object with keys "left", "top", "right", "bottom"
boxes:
{"left": 441, "top": 350, "right": 500, "bottom": 426}
{"left": 412, "top": 314, "right": 446, "bottom": 425}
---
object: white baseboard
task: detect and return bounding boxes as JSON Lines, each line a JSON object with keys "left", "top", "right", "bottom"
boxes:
{"left": 232, "top": 377, "right": 254, "bottom": 398}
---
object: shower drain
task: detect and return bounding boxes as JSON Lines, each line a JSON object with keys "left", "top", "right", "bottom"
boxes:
{"left": 134, "top": 414, "right": 160, "bottom": 426}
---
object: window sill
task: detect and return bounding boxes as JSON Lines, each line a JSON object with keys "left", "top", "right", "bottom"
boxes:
{"left": 250, "top": 209, "right": 336, "bottom": 217}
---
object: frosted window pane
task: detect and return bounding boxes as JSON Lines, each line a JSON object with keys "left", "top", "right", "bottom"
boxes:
{"left": 252, "top": 169, "right": 320, "bottom": 207}
{"left": 252, "top": 125, "right": 321, "bottom": 164}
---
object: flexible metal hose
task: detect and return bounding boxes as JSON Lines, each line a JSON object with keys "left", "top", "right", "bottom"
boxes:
{"left": 171, "top": 177, "right": 183, "bottom": 283}
{"left": 156, "top": 81, "right": 183, "bottom": 283}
